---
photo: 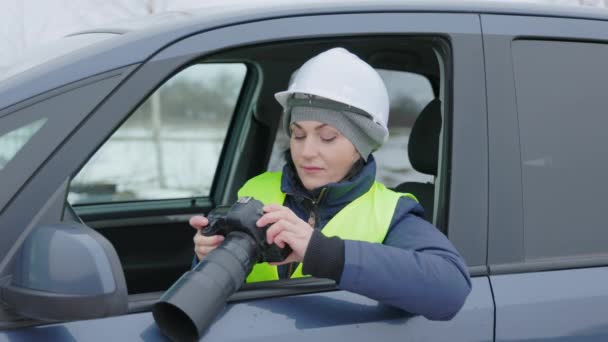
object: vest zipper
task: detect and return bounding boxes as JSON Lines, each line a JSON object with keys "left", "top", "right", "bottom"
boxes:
{"left": 307, "top": 187, "right": 327, "bottom": 229}
{"left": 290, "top": 187, "right": 327, "bottom": 278}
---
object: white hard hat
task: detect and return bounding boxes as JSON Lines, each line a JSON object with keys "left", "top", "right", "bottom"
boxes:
{"left": 275, "top": 47, "right": 390, "bottom": 138}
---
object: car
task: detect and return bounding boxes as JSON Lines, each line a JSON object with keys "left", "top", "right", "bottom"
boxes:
{"left": 1, "top": 1, "right": 608, "bottom": 340}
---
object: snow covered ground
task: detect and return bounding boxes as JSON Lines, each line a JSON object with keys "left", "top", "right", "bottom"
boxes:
{"left": 69, "top": 127, "right": 225, "bottom": 203}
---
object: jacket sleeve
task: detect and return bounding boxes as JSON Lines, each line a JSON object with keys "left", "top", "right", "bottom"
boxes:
{"left": 338, "top": 197, "right": 472, "bottom": 320}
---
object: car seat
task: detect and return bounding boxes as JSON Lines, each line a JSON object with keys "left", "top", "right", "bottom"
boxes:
{"left": 393, "top": 99, "right": 442, "bottom": 223}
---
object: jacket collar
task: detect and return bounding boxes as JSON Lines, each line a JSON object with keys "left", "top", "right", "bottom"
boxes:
{"left": 281, "top": 155, "right": 377, "bottom": 208}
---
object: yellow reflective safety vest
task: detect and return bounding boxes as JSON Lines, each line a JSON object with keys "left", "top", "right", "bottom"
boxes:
{"left": 237, "top": 171, "right": 418, "bottom": 283}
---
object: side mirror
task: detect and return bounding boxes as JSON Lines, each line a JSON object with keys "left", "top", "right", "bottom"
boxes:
{"left": 0, "top": 223, "right": 128, "bottom": 321}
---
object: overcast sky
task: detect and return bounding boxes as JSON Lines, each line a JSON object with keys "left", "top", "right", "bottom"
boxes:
{"left": 1, "top": 0, "right": 606, "bottom": 70}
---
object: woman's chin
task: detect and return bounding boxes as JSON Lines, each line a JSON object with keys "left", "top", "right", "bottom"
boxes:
{"left": 301, "top": 178, "right": 326, "bottom": 192}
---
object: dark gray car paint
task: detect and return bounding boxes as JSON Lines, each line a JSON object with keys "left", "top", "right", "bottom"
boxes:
{"left": 3, "top": 221, "right": 128, "bottom": 321}
{"left": 1, "top": 277, "right": 492, "bottom": 342}
{"left": 492, "top": 268, "right": 608, "bottom": 341}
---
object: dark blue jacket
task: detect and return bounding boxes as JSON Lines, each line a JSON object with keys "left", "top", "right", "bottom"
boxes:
{"left": 280, "top": 155, "right": 471, "bottom": 320}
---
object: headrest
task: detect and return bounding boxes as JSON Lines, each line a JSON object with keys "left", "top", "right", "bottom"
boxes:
{"left": 408, "top": 99, "right": 442, "bottom": 176}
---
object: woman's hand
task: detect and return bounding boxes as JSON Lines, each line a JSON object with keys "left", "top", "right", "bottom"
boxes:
{"left": 256, "top": 204, "right": 314, "bottom": 265}
{"left": 190, "top": 215, "right": 224, "bottom": 261}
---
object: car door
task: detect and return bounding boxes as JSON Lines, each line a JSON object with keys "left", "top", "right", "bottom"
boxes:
{"left": 483, "top": 13, "right": 608, "bottom": 341}
{"left": 1, "top": 9, "right": 492, "bottom": 341}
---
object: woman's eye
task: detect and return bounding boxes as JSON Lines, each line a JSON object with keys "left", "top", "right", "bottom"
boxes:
{"left": 321, "top": 136, "right": 337, "bottom": 142}
{"left": 293, "top": 135, "right": 306, "bottom": 140}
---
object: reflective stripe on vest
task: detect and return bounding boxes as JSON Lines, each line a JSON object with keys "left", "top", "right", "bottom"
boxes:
{"left": 237, "top": 171, "right": 418, "bottom": 283}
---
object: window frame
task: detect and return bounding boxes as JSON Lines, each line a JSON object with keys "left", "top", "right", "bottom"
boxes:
{"left": 71, "top": 62, "right": 257, "bottom": 220}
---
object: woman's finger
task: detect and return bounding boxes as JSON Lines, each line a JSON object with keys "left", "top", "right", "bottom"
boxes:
{"left": 257, "top": 210, "right": 289, "bottom": 227}
{"left": 189, "top": 215, "right": 209, "bottom": 230}
{"left": 270, "top": 231, "right": 301, "bottom": 264}
{"left": 263, "top": 204, "right": 284, "bottom": 212}
{"left": 195, "top": 245, "right": 219, "bottom": 256}
{"left": 193, "top": 233, "right": 224, "bottom": 246}
{"left": 265, "top": 219, "right": 295, "bottom": 244}
{"left": 273, "top": 230, "right": 294, "bottom": 249}
{"left": 257, "top": 206, "right": 299, "bottom": 227}
{"left": 194, "top": 235, "right": 225, "bottom": 260}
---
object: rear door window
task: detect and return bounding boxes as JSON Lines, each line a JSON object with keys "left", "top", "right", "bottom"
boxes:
{"left": 513, "top": 39, "right": 608, "bottom": 260}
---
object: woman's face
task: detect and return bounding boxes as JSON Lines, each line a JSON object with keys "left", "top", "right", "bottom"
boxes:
{"left": 290, "top": 120, "right": 360, "bottom": 191}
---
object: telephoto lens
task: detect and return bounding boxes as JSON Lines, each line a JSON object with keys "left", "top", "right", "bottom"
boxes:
{"left": 152, "top": 197, "right": 291, "bottom": 341}
{"left": 152, "top": 231, "right": 258, "bottom": 342}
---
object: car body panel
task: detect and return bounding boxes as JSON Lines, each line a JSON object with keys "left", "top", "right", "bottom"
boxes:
{"left": 1, "top": 278, "right": 493, "bottom": 341}
{"left": 492, "top": 268, "right": 608, "bottom": 341}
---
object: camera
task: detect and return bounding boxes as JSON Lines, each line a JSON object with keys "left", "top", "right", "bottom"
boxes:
{"left": 202, "top": 196, "right": 292, "bottom": 263}
{"left": 153, "top": 196, "right": 291, "bottom": 341}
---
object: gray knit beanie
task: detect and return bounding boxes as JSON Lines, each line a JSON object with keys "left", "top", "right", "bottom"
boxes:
{"left": 284, "top": 95, "right": 386, "bottom": 161}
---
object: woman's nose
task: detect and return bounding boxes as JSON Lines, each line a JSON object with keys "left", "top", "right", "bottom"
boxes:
{"left": 300, "top": 138, "right": 318, "bottom": 158}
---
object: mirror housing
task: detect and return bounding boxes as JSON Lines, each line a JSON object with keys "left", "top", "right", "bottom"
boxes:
{"left": 0, "top": 223, "right": 128, "bottom": 321}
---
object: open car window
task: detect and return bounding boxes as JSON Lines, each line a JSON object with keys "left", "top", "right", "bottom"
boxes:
{"left": 68, "top": 63, "right": 247, "bottom": 205}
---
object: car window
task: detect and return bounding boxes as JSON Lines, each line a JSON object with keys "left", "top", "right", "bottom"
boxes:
{"left": 0, "top": 118, "right": 47, "bottom": 170}
{"left": 268, "top": 69, "right": 435, "bottom": 188}
{"left": 68, "top": 63, "right": 247, "bottom": 205}
{"left": 513, "top": 40, "right": 608, "bottom": 260}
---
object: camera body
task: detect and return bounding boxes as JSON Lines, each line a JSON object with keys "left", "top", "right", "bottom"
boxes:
{"left": 202, "top": 197, "right": 291, "bottom": 263}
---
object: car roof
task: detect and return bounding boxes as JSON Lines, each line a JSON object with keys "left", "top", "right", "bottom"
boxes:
{"left": 73, "top": 0, "right": 608, "bottom": 36}
{"left": 2, "top": 0, "right": 607, "bottom": 112}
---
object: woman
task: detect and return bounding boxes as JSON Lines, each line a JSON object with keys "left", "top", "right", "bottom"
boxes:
{"left": 191, "top": 48, "right": 471, "bottom": 320}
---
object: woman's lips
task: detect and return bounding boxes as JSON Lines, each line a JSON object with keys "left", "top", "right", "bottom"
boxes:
{"left": 302, "top": 166, "right": 323, "bottom": 173}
